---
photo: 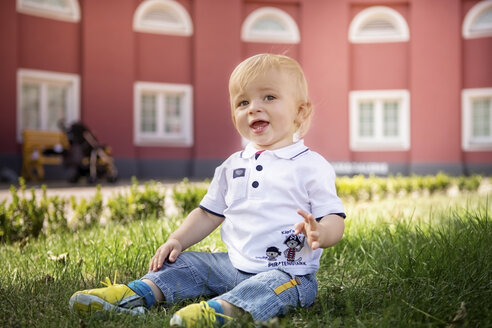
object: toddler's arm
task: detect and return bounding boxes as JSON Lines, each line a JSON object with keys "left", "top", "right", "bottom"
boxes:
{"left": 294, "top": 209, "right": 345, "bottom": 250}
{"left": 149, "top": 208, "right": 224, "bottom": 272}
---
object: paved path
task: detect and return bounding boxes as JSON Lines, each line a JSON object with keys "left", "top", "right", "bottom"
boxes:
{"left": 0, "top": 178, "right": 182, "bottom": 202}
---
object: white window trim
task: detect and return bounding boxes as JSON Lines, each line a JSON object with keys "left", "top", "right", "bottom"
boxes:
{"left": 462, "top": 0, "right": 492, "bottom": 39}
{"left": 241, "top": 7, "right": 300, "bottom": 44}
{"left": 462, "top": 88, "right": 492, "bottom": 151}
{"left": 133, "top": 0, "right": 193, "bottom": 36}
{"left": 16, "top": 0, "right": 80, "bottom": 22}
{"left": 17, "top": 68, "right": 80, "bottom": 142}
{"left": 349, "top": 89, "right": 410, "bottom": 151}
{"left": 349, "top": 6, "right": 409, "bottom": 43}
{"left": 134, "top": 81, "right": 193, "bottom": 147}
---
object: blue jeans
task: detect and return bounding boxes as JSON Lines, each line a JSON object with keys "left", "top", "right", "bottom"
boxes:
{"left": 141, "top": 251, "right": 318, "bottom": 321}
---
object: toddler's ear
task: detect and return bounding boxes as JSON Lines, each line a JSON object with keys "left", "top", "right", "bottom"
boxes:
{"left": 296, "top": 101, "right": 311, "bottom": 119}
{"left": 294, "top": 101, "right": 313, "bottom": 138}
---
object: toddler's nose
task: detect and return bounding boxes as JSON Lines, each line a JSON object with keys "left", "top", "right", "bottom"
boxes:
{"left": 248, "top": 100, "right": 263, "bottom": 114}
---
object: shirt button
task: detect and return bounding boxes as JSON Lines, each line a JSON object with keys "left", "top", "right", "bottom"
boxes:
{"left": 256, "top": 165, "right": 263, "bottom": 171}
{"left": 252, "top": 181, "right": 259, "bottom": 188}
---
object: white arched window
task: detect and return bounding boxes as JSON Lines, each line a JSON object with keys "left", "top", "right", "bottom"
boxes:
{"left": 241, "top": 7, "right": 300, "bottom": 44}
{"left": 349, "top": 6, "right": 409, "bottom": 43}
{"left": 16, "top": 0, "right": 80, "bottom": 22}
{"left": 463, "top": 0, "right": 492, "bottom": 39}
{"left": 133, "top": 0, "right": 193, "bottom": 36}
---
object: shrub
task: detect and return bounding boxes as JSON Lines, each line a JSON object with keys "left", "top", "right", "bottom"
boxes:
{"left": 172, "top": 178, "right": 208, "bottom": 216}
{"left": 45, "top": 194, "right": 69, "bottom": 234}
{"left": 3, "top": 179, "right": 48, "bottom": 241}
{"left": 457, "top": 174, "right": 483, "bottom": 192}
{"left": 70, "top": 185, "right": 103, "bottom": 230}
{"left": 0, "top": 175, "right": 486, "bottom": 243}
{"left": 107, "top": 177, "right": 166, "bottom": 222}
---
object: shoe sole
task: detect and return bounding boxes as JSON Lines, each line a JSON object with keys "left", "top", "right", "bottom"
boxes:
{"left": 169, "top": 314, "right": 184, "bottom": 327}
{"left": 69, "top": 294, "right": 145, "bottom": 316}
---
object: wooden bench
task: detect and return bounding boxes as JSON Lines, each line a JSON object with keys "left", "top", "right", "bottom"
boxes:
{"left": 21, "top": 130, "right": 69, "bottom": 181}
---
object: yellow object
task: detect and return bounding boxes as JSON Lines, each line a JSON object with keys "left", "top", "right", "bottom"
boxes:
{"left": 21, "top": 130, "right": 69, "bottom": 181}
{"left": 69, "top": 272, "right": 145, "bottom": 316}
{"left": 170, "top": 301, "right": 232, "bottom": 327}
{"left": 273, "top": 278, "right": 300, "bottom": 295}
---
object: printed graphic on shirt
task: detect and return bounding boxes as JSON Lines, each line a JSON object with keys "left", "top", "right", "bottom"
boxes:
{"left": 256, "top": 229, "right": 307, "bottom": 268}
{"left": 266, "top": 246, "right": 282, "bottom": 261}
{"left": 283, "top": 234, "right": 304, "bottom": 262}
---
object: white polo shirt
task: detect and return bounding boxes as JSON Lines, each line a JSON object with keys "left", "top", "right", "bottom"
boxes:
{"left": 200, "top": 140, "right": 345, "bottom": 275}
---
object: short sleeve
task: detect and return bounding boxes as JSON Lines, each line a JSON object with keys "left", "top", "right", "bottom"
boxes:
{"left": 199, "top": 163, "right": 228, "bottom": 217}
{"left": 307, "top": 158, "right": 345, "bottom": 219}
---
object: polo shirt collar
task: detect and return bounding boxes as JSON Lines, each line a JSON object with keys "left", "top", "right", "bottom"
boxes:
{"left": 240, "top": 140, "right": 309, "bottom": 160}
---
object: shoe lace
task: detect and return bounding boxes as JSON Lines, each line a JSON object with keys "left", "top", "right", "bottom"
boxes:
{"left": 199, "top": 301, "right": 232, "bottom": 326}
{"left": 100, "top": 271, "right": 118, "bottom": 287}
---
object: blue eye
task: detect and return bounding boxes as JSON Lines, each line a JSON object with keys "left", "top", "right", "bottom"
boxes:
{"left": 265, "top": 95, "right": 275, "bottom": 101}
{"left": 238, "top": 100, "right": 249, "bottom": 107}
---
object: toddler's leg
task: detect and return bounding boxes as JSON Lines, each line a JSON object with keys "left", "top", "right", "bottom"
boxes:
{"left": 141, "top": 279, "right": 164, "bottom": 302}
{"left": 69, "top": 252, "right": 236, "bottom": 317}
{"left": 169, "top": 270, "right": 317, "bottom": 326}
{"left": 218, "top": 269, "right": 318, "bottom": 322}
{"left": 141, "top": 251, "right": 238, "bottom": 305}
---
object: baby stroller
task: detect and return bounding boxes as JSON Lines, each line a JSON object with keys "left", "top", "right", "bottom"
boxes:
{"left": 63, "top": 122, "right": 118, "bottom": 183}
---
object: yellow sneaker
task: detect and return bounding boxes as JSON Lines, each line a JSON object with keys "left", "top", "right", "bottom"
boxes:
{"left": 170, "top": 301, "right": 232, "bottom": 327}
{"left": 69, "top": 273, "right": 146, "bottom": 316}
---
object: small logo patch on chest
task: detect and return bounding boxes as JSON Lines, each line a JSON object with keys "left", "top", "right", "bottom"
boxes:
{"left": 233, "top": 168, "right": 246, "bottom": 178}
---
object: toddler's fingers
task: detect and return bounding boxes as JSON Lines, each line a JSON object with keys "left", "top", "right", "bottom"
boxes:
{"left": 149, "top": 257, "right": 156, "bottom": 271}
{"left": 297, "top": 209, "right": 316, "bottom": 226}
{"left": 294, "top": 221, "right": 304, "bottom": 235}
{"left": 296, "top": 208, "right": 309, "bottom": 219}
{"left": 150, "top": 246, "right": 167, "bottom": 271}
{"left": 155, "top": 250, "right": 169, "bottom": 271}
{"left": 304, "top": 212, "right": 316, "bottom": 224}
{"left": 149, "top": 256, "right": 157, "bottom": 272}
{"left": 168, "top": 249, "right": 180, "bottom": 263}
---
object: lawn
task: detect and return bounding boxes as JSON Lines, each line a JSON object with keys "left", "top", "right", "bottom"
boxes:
{"left": 0, "top": 183, "right": 490, "bottom": 327}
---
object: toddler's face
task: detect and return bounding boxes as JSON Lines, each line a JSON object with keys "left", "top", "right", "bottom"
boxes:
{"left": 231, "top": 68, "right": 302, "bottom": 150}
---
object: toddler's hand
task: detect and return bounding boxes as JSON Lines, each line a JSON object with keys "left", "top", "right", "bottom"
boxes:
{"left": 149, "top": 238, "right": 183, "bottom": 272}
{"left": 295, "top": 209, "right": 321, "bottom": 250}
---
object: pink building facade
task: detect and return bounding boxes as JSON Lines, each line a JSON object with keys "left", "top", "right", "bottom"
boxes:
{"left": 1, "top": 0, "right": 491, "bottom": 179}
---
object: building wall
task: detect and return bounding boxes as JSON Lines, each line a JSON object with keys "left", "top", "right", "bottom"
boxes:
{"left": 409, "top": 0, "right": 463, "bottom": 173}
{"left": 301, "top": 0, "right": 350, "bottom": 162}
{"left": 462, "top": 0, "right": 492, "bottom": 171}
{"left": 1, "top": 0, "right": 491, "bottom": 179}
{"left": 0, "top": 1, "right": 18, "bottom": 159}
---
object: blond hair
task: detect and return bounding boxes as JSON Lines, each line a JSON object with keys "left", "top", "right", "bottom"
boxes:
{"left": 228, "top": 53, "right": 313, "bottom": 138}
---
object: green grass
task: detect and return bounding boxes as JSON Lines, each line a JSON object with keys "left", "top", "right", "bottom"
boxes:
{"left": 0, "top": 192, "right": 491, "bottom": 327}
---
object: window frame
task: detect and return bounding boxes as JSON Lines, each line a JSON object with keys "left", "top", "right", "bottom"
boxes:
{"left": 349, "top": 89, "right": 410, "bottom": 151}
{"left": 462, "top": 0, "right": 492, "bottom": 39}
{"left": 133, "top": 0, "right": 193, "bottom": 36}
{"left": 17, "top": 68, "right": 80, "bottom": 142}
{"left": 348, "top": 6, "right": 409, "bottom": 43}
{"left": 462, "top": 88, "right": 492, "bottom": 151}
{"left": 16, "top": 0, "right": 80, "bottom": 22}
{"left": 241, "top": 6, "right": 300, "bottom": 44}
{"left": 134, "top": 81, "right": 193, "bottom": 147}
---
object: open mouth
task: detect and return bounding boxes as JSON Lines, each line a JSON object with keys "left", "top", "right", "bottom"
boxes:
{"left": 250, "top": 120, "right": 269, "bottom": 133}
